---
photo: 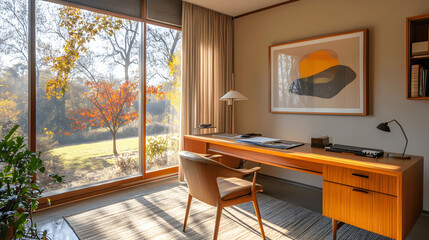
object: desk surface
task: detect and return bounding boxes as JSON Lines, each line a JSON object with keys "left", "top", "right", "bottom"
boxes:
{"left": 185, "top": 134, "right": 422, "bottom": 176}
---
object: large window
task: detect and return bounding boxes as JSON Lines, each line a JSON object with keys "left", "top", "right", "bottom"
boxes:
{"left": 145, "top": 24, "right": 181, "bottom": 172}
{"left": 0, "top": 0, "right": 181, "bottom": 197}
{"left": 35, "top": 0, "right": 142, "bottom": 194}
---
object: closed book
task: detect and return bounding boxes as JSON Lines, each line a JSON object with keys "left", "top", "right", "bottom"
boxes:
{"left": 425, "top": 69, "right": 429, "bottom": 97}
{"left": 419, "top": 66, "right": 424, "bottom": 96}
{"left": 425, "top": 69, "right": 428, "bottom": 96}
{"left": 411, "top": 64, "right": 419, "bottom": 97}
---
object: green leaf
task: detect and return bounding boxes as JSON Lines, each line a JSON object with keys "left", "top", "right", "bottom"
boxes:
{"left": 15, "top": 231, "right": 24, "bottom": 239}
{"left": 49, "top": 174, "right": 64, "bottom": 183}
{"left": 4, "top": 125, "right": 19, "bottom": 141}
{"left": 31, "top": 183, "right": 40, "bottom": 190}
{"left": 3, "top": 173, "right": 13, "bottom": 178}
{"left": 14, "top": 213, "right": 29, "bottom": 227}
{"left": 31, "top": 199, "right": 39, "bottom": 210}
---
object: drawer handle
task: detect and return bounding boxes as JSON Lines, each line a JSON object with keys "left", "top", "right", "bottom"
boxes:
{"left": 353, "top": 188, "right": 369, "bottom": 194}
{"left": 352, "top": 173, "right": 369, "bottom": 178}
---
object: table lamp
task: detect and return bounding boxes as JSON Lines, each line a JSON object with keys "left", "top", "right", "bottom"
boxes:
{"left": 220, "top": 89, "right": 247, "bottom": 133}
{"left": 376, "top": 119, "right": 411, "bottom": 159}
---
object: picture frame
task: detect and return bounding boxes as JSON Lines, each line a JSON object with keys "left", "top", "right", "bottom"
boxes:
{"left": 269, "top": 29, "right": 368, "bottom": 115}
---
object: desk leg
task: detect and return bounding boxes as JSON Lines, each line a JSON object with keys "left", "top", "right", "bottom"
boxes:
{"left": 332, "top": 219, "right": 344, "bottom": 240}
{"left": 332, "top": 219, "right": 338, "bottom": 240}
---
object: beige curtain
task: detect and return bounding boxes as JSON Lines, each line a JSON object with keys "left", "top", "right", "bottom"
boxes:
{"left": 179, "top": 2, "right": 233, "bottom": 180}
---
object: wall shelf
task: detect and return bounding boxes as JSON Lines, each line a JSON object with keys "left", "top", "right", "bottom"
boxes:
{"left": 406, "top": 14, "right": 429, "bottom": 99}
{"left": 410, "top": 55, "right": 429, "bottom": 60}
{"left": 407, "top": 97, "right": 429, "bottom": 100}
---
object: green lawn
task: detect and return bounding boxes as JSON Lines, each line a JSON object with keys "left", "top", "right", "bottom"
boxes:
{"left": 49, "top": 137, "right": 139, "bottom": 170}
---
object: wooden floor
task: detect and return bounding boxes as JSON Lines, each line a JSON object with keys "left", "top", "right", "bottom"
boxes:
{"left": 34, "top": 174, "right": 429, "bottom": 240}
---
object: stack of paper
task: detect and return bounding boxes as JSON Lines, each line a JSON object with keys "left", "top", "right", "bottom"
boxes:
{"left": 236, "top": 137, "right": 303, "bottom": 150}
{"left": 235, "top": 137, "right": 280, "bottom": 144}
{"left": 214, "top": 133, "right": 242, "bottom": 139}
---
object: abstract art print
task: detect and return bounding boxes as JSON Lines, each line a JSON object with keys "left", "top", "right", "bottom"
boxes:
{"left": 269, "top": 29, "right": 368, "bottom": 115}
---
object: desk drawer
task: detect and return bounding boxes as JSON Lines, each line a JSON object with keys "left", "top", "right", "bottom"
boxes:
{"left": 323, "top": 181, "right": 397, "bottom": 239}
{"left": 324, "top": 165, "right": 397, "bottom": 196}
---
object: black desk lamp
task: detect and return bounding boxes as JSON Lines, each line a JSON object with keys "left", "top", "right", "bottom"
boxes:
{"left": 376, "top": 120, "right": 411, "bottom": 159}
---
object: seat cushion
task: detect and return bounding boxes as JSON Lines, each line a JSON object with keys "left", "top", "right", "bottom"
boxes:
{"left": 217, "top": 177, "right": 263, "bottom": 201}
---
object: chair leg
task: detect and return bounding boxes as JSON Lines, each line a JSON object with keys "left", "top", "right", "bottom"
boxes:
{"left": 183, "top": 194, "right": 192, "bottom": 232}
{"left": 252, "top": 194, "right": 266, "bottom": 240}
{"left": 213, "top": 204, "right": 223, "bottom": 240}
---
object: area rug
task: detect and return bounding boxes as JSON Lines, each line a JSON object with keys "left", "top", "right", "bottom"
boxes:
{"left": 65, "top": 185, "right": 391, "bottom": 240}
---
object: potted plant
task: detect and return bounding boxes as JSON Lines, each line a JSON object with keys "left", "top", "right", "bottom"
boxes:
{"left": 0, "top": 125, "right": 63, "bottom": 240}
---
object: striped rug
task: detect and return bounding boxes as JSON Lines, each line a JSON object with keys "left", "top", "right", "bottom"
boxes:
{"left": 65, "top": 185, "right": 391, "bottom": 240}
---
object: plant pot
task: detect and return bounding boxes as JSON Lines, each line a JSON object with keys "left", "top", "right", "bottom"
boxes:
{"left": 1, "top": 227, "right": 14, "bottom": 240}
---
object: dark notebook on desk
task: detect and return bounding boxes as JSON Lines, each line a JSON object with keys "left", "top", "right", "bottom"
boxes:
{"left": 325, "top": 144, "right": 384, "bottom": 158}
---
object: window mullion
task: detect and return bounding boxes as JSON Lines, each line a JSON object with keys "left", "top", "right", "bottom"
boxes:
{"left": 28, "top": 0, "right": 36, "bottom": 152}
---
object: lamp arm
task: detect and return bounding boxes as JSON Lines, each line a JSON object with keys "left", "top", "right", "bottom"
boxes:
{"left": 388, "top": 119, "right": 408, "bottom": 157}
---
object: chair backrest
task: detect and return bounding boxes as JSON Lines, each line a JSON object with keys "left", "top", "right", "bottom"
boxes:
{"left": 179, "top": 151, "right": 241, "bottom": 206}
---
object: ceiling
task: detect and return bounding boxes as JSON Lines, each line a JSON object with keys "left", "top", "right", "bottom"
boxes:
{"left": 183, "top": 0, "right": 293, "bottom": 17}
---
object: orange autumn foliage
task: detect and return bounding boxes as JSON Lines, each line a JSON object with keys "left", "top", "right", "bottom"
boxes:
{"left": 67, "top": 79, "right": 165, "bottom": 155}
{"left": 145, "top": 84, "right": 166, "bottom": 124}
{"left": 68, "top": 80, "right": 137, "bottom": 154}
{"left": 69, "top": 80, "right": 138, "bottom": 131}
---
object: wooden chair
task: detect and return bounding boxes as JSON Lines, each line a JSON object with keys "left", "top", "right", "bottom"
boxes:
{"left": 180, "top": 151, "right": 266, "bottom": 240}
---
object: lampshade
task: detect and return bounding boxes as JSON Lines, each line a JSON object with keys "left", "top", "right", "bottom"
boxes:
{"left": 219, "top": 89, "right": 248, "bottom": 101}
{"left": 376, "top": 122, "right": 391, "bottom": 132}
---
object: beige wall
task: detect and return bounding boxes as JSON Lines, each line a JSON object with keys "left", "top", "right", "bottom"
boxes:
{"left": 234, "top": 0, "right": 429, "bottom": 211}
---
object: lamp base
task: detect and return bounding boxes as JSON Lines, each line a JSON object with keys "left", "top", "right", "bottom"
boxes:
{"left": 387, "top": 153, "right": 411, "bottom": 159}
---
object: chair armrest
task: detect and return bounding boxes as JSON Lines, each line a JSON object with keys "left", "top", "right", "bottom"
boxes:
{"left": 238, "top": 167, "right": 262, "bottom": 193}
{"left": 196, "top": 153, "right": 222, "bottom": 160}
{"left": 235, "top": 166, "right": 261, "bottom": 175}
{"left": 216, "top": 166, "right": 261, "bottom": 179}
{"left": 207, "top": 154, "right": 222, "bottom": 160}
{"left": 187, "top": 151, "right": 261, "bottom": 179}
{"left": 225, "top": 167, "right": 261, "bottom": 192}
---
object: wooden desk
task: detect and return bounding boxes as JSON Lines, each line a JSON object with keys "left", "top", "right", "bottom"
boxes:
{"left": 184, "top": 135, "right": 423, "bottom": 240}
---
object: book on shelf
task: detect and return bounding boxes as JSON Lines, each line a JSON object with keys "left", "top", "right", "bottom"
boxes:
{"left": 412, "top": 41, "right": 429, "bottom": 56}
{"left": 426, "top": 69, "right": 428, "bottom": 96}
{"left": 411, "top": 64, "right": 419, "bottom": 97}
{"left": 423, "top": 66, "right": 427, "bottom": 97}
{"left": 419, "top": 65, "right": 423, "bottom": 96}
{"left": 412, "top": 64, "right": 429, "bottom": 97}
{"left": 423, "top": 67, "right": 428, "bottom": 96}
{"left": 411, "top": 54, "right": 429, "bottom": 59}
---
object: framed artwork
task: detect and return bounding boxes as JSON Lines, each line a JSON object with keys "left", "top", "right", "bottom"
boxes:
{"left": 269, "top": 29, "right": 368, "bottom": 115}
